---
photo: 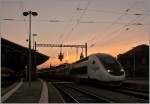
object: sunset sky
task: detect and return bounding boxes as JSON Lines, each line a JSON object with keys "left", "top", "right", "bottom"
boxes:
{"left": 0, "top": 0, "right": 149, "bottom": 69}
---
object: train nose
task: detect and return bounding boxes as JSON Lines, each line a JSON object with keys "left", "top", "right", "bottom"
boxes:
{"left": 107, "top": 68, "right": 125, "bottom": 76}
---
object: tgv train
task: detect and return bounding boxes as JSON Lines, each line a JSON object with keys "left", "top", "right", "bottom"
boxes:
{"left": 52, "top": 53, "right": 125, "bottom": 83}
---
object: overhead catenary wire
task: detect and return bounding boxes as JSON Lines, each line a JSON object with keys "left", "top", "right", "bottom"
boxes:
{"left": 1, "top": 0, "right": 147, "bottom": 50}
{"left": 57, "top": 2, "right": 80, "bottom": 44}
{"left": 55, "top": 1, "right": 84, "bottom": 59}
{"left": 97, "top": 22, "right": 148, "bottom": 48}
{"left": 79, "top": 20, "right": 145, "bottom": 25}
{"left": 89, "top": 0, "right": 139, "bottom": 43}
{"left": 62, "top": 1, "right": 91, "bottom": 44}
{"left": 123, "top": 14, "right": 148, "bottom": 33}
{"left": 59, "top": 12, "right": 147, "bottom": 48}
{"left": 2, "top": 18, "right": 146, "bottom": 26}
{"left": 57, "top": 1, "right": 83, "bottom": 44}
{"left": 60, "top": 12, "right": 146, "bottom": 48}
{"left": 86, "top": 0, "right": 140, "bottom": 44}
{"left": 89, "top": 13, "right": 147, "bottom": 48}
{"left": 86, "top": 10, "right": 130, "bottom": 43}
{"left": 78, "top": 8, "right": 145, "bottom": 16}
{"left": 91, "top": 14, "right": 146, "bottom": 47}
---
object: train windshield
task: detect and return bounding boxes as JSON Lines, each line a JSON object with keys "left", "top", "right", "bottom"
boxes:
{"left": 97, "top": 54, "right": 123, "bottom": 75}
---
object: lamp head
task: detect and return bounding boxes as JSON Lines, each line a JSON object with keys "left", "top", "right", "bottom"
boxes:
{"left": 23, "top": 12, "right": 29, "bottom": 16}
{"left": 32, "top": 12, "right": 38, "bottom": 16}
{"left": 26, "top": 39, "right": 29, "bottom": 42}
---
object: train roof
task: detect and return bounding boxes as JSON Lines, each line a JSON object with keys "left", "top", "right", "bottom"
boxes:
{"left": 90, "top": 53, "right": 114, "bottom": 57}
{"left": 73, "top": 53, "right": 114, "bottom": 64}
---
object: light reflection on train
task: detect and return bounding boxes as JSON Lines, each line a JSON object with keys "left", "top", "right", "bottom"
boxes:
{"left": 38, "top": 53, "right": 125, "bottom": 83}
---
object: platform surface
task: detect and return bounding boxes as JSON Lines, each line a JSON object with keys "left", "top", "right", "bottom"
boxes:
{"left": 4, "top": 80, "right": 42, "bottom": 103}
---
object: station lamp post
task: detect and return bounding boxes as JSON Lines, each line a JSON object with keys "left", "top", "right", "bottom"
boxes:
{"left": 23, "top": 10, "right": 38, "bottom": 86}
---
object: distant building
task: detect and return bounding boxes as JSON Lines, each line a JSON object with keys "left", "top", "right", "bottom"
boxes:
{"left": 117, "top": 44, "right": 149, "bottom": 78}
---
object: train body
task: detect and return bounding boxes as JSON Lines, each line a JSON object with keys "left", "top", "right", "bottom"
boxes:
{"left": 46, "top": 53, "right": 125, "bottom": 83}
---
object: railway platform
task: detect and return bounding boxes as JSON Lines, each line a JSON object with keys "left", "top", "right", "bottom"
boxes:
{"left": 2, "top": 79, "right": 42, "bottom": 103}
{"left": 1, "top": 80, "right": 20, "bottom": 97}
{"left": 1, "top": 79, "right": 65, "bottom": 103}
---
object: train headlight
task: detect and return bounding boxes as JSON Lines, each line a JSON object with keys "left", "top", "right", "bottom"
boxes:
{"left": 121, "top": 69, "right": 124, "bottom": 72}
{"left": 107, "top": 69, "right": 111, "bottom": 73}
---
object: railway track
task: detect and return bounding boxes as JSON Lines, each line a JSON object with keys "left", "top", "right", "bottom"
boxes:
{"left": 119, "top": 86, "right": 149, "bottom": 93}
{"left": 80, "top": 80, "right": 149, "bottom": 101}
{"left": 53, "top": 83, "right": 113, "bottom": 103}
{"left": 52, "top": 82, "right": 149, "bottom": 103}
{"left": 108, "top": 86, "right": 149, "bottom": 100}
{"left": 86, "top": 82, "right": 149, "bottom": 100}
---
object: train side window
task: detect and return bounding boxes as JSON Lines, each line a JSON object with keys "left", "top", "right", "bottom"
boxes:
{"left": 70, "top": 66, "right": 87, "bottom": 74}
{"left": 75, "top": 56, "right": 89, "bottom": 64}
{"left": 92, "top": 60, "right": 95, "bottom": 64}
